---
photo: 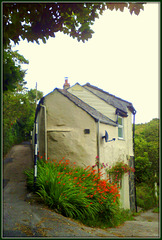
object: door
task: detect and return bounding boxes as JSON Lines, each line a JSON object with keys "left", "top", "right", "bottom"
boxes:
{"left": 129, "top": 156, "right": 136, "bottom": 211}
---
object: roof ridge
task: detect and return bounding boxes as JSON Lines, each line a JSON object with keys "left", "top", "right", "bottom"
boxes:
{"left": 83, "top": 83, "right": 132, "bottom": 105}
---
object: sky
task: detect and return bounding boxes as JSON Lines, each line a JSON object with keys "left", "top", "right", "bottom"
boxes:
{"left": 12, "top": 2, "right": 160, "bottom": 124}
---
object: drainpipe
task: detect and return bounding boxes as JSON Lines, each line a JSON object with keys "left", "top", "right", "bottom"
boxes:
{"left": 133, "top": 110, "right": 137, "bottom": 212}
{"left": 133, "top": 111, "right": 136, "bottom": 153}
{"left": 97, "top": 120, "right": 100, "bottom": 173}
{"left": 33, "top": 118, "right": 38, "bottom": 192}
{"left": 40, "top": 104, "right": 47, "bottom": 161}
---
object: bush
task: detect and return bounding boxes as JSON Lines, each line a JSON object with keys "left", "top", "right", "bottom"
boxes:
{"left": 136, "top": 183, "right": 157, "bottom": 210}
{"left": 25, "top": 158, "right": 131, "bottom": 227}
{"left": 3, "top": 122, "right": 24, "bottom": 156}
{"left": 153, "top": 207, "right": 159, "bottom": 213}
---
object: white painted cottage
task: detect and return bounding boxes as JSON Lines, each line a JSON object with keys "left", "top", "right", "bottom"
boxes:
{"left": 34, "top": 79, "right": 136, "bottom": 210}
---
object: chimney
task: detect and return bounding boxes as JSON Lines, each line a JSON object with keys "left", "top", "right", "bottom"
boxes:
{"left": 63, "top": 77, "right": 70, "bottom": 90}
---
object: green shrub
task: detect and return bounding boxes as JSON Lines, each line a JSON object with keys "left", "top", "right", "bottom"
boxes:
{"left": 25, "top": 158, "right": 131, "bottom": 227}
{"left": 153, "top": 207, "right": 159, "bottom": 213}
{"left": 3, "top": 122, "right": 25, "bottom": 156}
{"left": 136, "top": 183, "right": 157, "bottom": 210}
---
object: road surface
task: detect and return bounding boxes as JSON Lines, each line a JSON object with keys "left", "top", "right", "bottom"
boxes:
{"left": 3, "top": 142, "right": 160, "bottom": 238}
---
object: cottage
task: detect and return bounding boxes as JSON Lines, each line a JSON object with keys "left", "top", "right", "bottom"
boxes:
{"left": 34, "top": 79, "right": 136, "bottom": 210}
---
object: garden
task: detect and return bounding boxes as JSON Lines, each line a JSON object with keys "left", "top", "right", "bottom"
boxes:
{"left": 25, "top": 157, "right": 134, "bottom": 228}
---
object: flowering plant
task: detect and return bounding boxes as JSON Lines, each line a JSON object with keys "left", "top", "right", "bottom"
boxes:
{"left": 106, "top": 161, "right": 135, "bottom": 183}
{"left": 25, "top": 157, "right": 121, "bottom": 227}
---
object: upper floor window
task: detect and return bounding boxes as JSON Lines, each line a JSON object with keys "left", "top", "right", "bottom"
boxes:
{"left": 118, "top": 116, "right": 124, "bottom": 139}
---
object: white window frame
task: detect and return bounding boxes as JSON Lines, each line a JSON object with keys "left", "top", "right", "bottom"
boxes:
{"left": 118, "top": 116, "right": 124, "bottom": 139}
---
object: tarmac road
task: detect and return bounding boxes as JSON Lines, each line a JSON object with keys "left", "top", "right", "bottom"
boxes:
{"left": 2, "top": 142, "right": 160, "bottom": 238}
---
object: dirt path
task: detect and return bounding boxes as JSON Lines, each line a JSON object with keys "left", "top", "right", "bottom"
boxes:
{"left": 3, "top": 142, "right": 160, "bottom": 238}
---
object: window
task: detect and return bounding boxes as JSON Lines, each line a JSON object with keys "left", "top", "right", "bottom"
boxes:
{"left": 118, "top": 116, "right": 124, "bottom": 139}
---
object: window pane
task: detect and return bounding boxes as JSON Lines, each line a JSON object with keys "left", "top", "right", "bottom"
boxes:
{"left": 118, "top": 127, "right": 123, "bottom": 138}
{"left": 118, "top": 117, "right": 122, "bottom": 125}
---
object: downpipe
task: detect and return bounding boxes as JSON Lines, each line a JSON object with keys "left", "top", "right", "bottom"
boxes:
{"left": 33, "top": 103, "right": 47, "bottom": 192}
{"left": 133, "top": 110, "right": 137, "bottom": 212}
{"left": 40, "top": 104, "right": 47, "bottom": 161}
{"left": 97, "top": 120, "right": 100, "bottom": 173}
{"left": 33, "top": 118, "right": 38, "bottom": 192}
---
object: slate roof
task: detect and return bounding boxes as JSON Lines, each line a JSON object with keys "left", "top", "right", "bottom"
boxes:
{"left": 57, "top": 88, "right": 117, "bottom": 126}
{"left": 83, "top": 83, "right": 136, "bottom": 115}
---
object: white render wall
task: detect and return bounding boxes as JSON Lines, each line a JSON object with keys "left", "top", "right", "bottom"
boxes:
{"left": 36, "top": 88, "right": 133, "bottom": 209}
{"left": 68, "top": 84, "right": 116, "bottom": 122}
{"left": 43, "top": 90, "right": 97, "bottom": 167}
{"left": 99, "top": 121, "right": 131, "bottom": 209}
{"left": 68, "top": 84, "right": 133, "bottom": 155}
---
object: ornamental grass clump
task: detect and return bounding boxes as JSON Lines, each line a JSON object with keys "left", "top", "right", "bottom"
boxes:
{"left": 25, "top": 157, "right": 122, "bottom": 227}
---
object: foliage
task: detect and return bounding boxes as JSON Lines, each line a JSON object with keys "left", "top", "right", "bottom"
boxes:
{"left": 135, "top": 153, "right": 152, "bottom": 184}
{"left": 3, "top": 2, "right": 145, "bottom": 47}
{"left": 27, "top": 88, "right": 43, "bottom": 104}
{"left": 136, "top": 183, "right": 158, "bottom": 210}
{"left": 134, "top": 118, "right": 159, "bottom": 186}
{"left": 3, "top": 2, "right": 144, "bottom": 95}
{"left": 3, "top": 48, "right": 29, "bottom": 92}
{"left": 3, "top": 89, "right": 43, "bottom": 156}
{"left": 105, "top": 161, "right": 135, "bottom": 183}
{"left": 25, "top": 158, "right": 133, "bottom": 228}
{"left": 153, "top": 207, "right": 159, "bottom": 213}
{"left": 135, "top": 119, "right": 159, "bottom": 210}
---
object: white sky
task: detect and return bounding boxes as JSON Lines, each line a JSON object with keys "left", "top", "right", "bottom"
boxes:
{"left": 12, "top": 2, "right": 160, "bottom": 124}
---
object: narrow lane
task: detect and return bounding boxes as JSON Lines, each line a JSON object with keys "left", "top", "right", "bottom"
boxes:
{"left": 3, "top": 142, "right": 160, "bottom": 238}
{"left": 3, "top": 143, "right": 116, "bottom": 237}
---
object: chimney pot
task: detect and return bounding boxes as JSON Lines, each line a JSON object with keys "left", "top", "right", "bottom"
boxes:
{"left": 63, "top": 77, "right": 70, "bottom": 90}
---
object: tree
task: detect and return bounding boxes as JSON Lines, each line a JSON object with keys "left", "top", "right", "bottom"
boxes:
{"left": 3, "top": 88, "right": 43, "bottom": 155}
{"left": 27, "top": 88, "right": 43, "bottom": 104}
{"left": 3, "top": 2, "right": 145, "bottom": 92}
{"left": 135, "top": 118, "right": 159, "bottom": 186}
{"left": 3, "top": 48, "right": 29, "bottom": 92}
{"left": 3, "top": 2, "right": 145, "bottom": 47}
